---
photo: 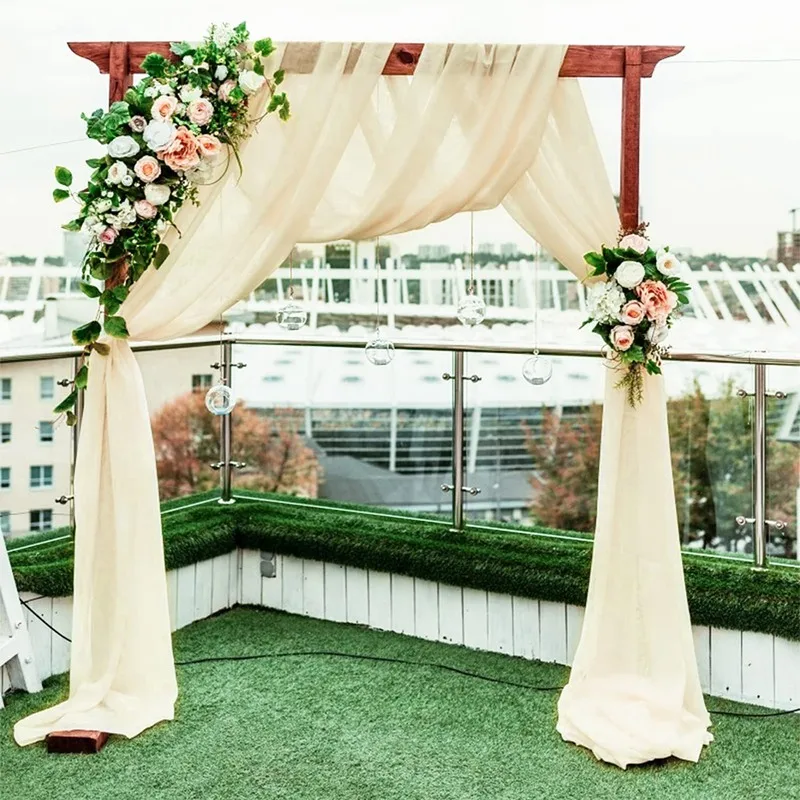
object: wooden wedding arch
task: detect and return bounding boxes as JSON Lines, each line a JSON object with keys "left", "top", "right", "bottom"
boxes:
{"left": 50, "top": 39, "right": 682, "bottom": 754}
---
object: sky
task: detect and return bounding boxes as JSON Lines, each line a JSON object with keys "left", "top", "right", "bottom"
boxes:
{"left": 1, "top": 0, "right": 799, "bottom": 259}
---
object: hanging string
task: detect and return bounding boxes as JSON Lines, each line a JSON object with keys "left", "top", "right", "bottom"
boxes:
{"left": 217, "top": 312, "right": 227, "bottom": 386}
{"left": 374, "top": 234, "right": 382, "bottom": 332}
{"left": 287, "top": 248, "right": 295, "bottom": 301}
{"left": 533, "top": 241, "right": 541, "bottom": 356}
{"left": 468, "top": 211, "right": 476, "bottom": 295}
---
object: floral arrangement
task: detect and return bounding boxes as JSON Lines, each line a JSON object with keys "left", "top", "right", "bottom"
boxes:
{"left": 582, "top": 224, "right": 691, "bottom": 407}
{"left": 51, "top": 22, "right": 289, "bottom": 421}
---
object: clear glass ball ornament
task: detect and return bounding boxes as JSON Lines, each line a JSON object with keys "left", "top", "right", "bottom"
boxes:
{"left": 365, "top": 331, "right": 395, "bottom": 366}
{"left": 276, "top": 301, "right": 308, "bottom": 331}
{"left": 522, "top": 353, "right": 553, "bottom": 386}
{"left": 205, "top": 383, "right": 236, "bottom": 416}
{"left": 457, "top": 290, "right": 486, "bottom": 327}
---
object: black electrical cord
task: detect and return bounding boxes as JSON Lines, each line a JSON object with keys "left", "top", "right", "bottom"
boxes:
{"left": 18, "top": 599, "right": 800, "bottom": 719}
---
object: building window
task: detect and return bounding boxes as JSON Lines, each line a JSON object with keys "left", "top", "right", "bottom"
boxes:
{"left": 30, "top": 465, "right": 53, "bottom": 489}
{"left": 30, "top": 509, "right": 53, "bottom": 532}
{"left": 39, "top": 421, "right": 54, "bottom": 443}
{"left": 0, "top": 511, "right": 9, "bottom": 536}
{"left": 40, "top": 376, "right": 55, "bottom": 400}
{"left": 191, "top": 374, "right": 213, "bottom": 393}
{"left": 0, "top": 378, "right": 10, "bottom": 401}
{"left": 0, "top": 423, "right": 10, "bottom": 443}
{"left": 0, "top": 467, "right": 9, "bottom": 489}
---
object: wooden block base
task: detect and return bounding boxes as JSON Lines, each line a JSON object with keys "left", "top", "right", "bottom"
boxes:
{"left": 46, "top": 730, "right": 109, "bottom": 754}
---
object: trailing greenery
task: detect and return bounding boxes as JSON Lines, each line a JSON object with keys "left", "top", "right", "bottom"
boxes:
{"left": 9, "top": 490, "right": 800, "bottom": 641}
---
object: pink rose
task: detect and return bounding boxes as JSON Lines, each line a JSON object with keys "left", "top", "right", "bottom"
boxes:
{"left": 188, "top": 98, "right": 214, "bottom": 126}
{"left": 133, "top": 155, "right": 161, "bottom": 183}
{"left": 152, "top": 95, "right": 179, "bottom": 122}
{"left": 618, "top": 300, "right": 646, "bottom": 326}
{"left": 197, "top": 134, "right": 223, "bottom": 160}
{"left": 129, "top": 115, "right": 147, "bottom": 133}
{"left": 98, "top": 227, "right": 118, "bottom": 245}
{"left": 610, "top": 325, "right": 635, "bottom": 352}
{"left": 218, "top": 80, "right": 236, "bottom": 102}
{"left": 159, "top": 126, "right": 200, "bottom": 172}
{"left": 134, "top": 199, "right": 158, "bottom": 219}
{"left": 635, "top": 280, "right": 678, "bottom": 322}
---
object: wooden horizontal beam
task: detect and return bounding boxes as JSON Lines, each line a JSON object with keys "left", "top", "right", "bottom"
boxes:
{"left": 67, "top": 42, "right": 683, "bottom": 80}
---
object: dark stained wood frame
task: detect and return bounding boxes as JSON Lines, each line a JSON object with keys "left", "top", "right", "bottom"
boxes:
{"left": 51, "top": 39, "right": 681, "bottom": 754}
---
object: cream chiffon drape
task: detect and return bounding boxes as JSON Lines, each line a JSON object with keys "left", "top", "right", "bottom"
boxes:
{"left": 15, "top": 41, "right": 711, "bottom": 768}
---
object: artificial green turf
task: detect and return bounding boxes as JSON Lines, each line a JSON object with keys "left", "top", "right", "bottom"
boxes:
{"left": 1, "top": 607, "right": 798, "bottom": 800}
{"left": 9, "top": 490, "right": 800, "bottom": 641}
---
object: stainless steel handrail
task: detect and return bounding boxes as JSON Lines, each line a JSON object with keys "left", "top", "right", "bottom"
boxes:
{"left": 3, "top": 331, "right": 800, "bottom": 366}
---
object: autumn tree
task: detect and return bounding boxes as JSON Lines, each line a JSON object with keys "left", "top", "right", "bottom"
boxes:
{"left": 151, "top": 392, "right": 321, "bottom": 500}
{"left": 525, "top": 382, "right": 799, "bottom": 557}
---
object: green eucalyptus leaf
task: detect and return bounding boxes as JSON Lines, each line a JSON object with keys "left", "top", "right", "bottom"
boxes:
{"left": 54, "top": 389, "right": 78, "bottom": 415}
{"left": 111, "top": 285, "right": 129, "bottom": 303}
{"left": 100, "top": 290, "right": 122, "bottom": 317}
{"left": 61, "top": 219, "right": 82, "bottom": 232}
{"left": 79, "top": 281, "right": 101, "bottom": 299}
{"left": 154, "top": 243, "right": 170, "bottom": 268}
{"left": 71, "top": 320, "right": 102, "bottom": 346}
{"left": 104, "top": 316, "right": 130, "bottom": 339}
{"left": 74, "top": 365, "right": 89, "bottom": 390}
{"left": 54, "top": 166, "right": 73, "bottom": 187}
{"left": 53, "top": 188, "right": 70, "bottom": 203}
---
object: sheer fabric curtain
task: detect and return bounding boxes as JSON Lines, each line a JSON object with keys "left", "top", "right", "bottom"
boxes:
{"left": 504, "top": 80, "right": 712, "bottom": 768}
{"left": 15, "top": 41, "right": 567, "bottom": 746}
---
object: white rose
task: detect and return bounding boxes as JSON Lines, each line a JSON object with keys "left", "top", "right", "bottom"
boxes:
{"left": 656, "top": 249, "right": 681, "bottom": 277}
{"left": 215, "top": 64, "right": 228, "bottom": 81}
{"left": 614, "top": 260, "right": 645, "bottom": 289}
{"left": 144, "top": 183, "right": 171, "bottom": 206}
{"left": 185, "top": 160, "right": 214, "bottom": 184}
{"left": 144, "top": 85, "right": 159, "bottom": 98}
{"left": 183, "top": 55, "right": 194, "bottom": 67}
{"left": 143, "top": 119, "right": 176, "bottom": 151}
{"left": 618, "top": 233, "right": 649, "bottom": 254}
{"left": 93, "top": 198, "right": 112, "bottom": 213}
{"left": 211, "top": 23, "right": 234, "bottom": 47}
{"left": 238, "top": 69, "right": 266, "bottom": 95}
{"left": 154, "top": 81, "right": 174, "bottom": 96}
{"left": 179, "top": 85, "right": 203, "bottom": 103}
{"left": 121, "top": 173, "right": 133, "bottom": 187}
{"left": 107, "top": 135, "right": 140, "bottom": 159}
{"left": 105, "top": 161, "right": 128, "bottom": 185}
{"left": 647, "top": 323, "right": 669, "bottom": 344}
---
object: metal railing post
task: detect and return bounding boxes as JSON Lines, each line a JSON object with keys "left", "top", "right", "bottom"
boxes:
{"left": 451, "top": 351, "right": 466, "bottom": 531}
{"left": 753, "top": 363, "right": 768, "bottom": 569}
{"left": 219, "top": 339, "right": 234, "bottom": 505}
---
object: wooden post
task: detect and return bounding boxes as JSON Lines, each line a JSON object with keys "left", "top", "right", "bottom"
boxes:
{"left": 619, "top": 46, "right": 642, "bottom": 231}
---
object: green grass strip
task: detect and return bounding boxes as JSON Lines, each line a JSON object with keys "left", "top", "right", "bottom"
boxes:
{"left": 8, "top": 490, "right": 800, "bottom": 641}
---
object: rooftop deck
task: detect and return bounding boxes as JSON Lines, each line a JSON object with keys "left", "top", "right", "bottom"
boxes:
{"left": 1, "top": 607, "right": 797, "bottom": 799}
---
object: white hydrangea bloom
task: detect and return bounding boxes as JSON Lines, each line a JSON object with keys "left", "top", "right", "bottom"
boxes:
{"left": 587, "top": 282, "right": 626, "bottom": 324}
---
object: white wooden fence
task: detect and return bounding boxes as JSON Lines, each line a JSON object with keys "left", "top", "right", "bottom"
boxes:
{"left": 2, "top": 549, "right": 798, "bottom": 711}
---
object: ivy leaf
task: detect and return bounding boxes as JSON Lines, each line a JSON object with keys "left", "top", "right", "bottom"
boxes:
{"left": 154, "top": 243, "right": 170, "bottom": 268}
{"left": 89, "top": 262, "right": 111, "bottom": 281}
{"left": 62, "top": 219, "right": 82, "bottom": 232}
{"left": 273, "top": 68, "right": 285, "bottom": 86}
{"left": 71, "top": 320, "right": 102, "bottom": 346}
{"left": 54, "top": 166, "right": 73, "bottom": 187}
{"left": 104, "top": 316, "right": 130, "bottom": 339}
{"left": 53, "top": 188, "right": 70, "bottom": 203}
{"left": 54, "top": 390, "right": 78, "bottom": 415}
{"left": 74, "top": 364, "right": 89, "bottom": 390}
{"left": 66, "top": 411, "right": 78, "bottom": 427}
{"left": 141, "top": 52, "right": 168, "bottom": 78}
{"left": 235, "top": 22, "right": 249, "bottom": 35}
{"left": 79, "top": 281, "right": 101, "bottom": 299}
{"left": 92, "top": 342, "right": 111, "bottom": 356}
{"left": 278, "top": 100, "right": 291, "bottom": 122}
{"left": 100, "top": 289, "right": 122, "bottom": 316}
{"left": 170, "top": 41, "right": 193, "bottom": 57}
{"left": 253, "top": 38, "right": 275, "bottom": 57}
{"left": 111, "top": 285, "right": 129, "bottom": 303}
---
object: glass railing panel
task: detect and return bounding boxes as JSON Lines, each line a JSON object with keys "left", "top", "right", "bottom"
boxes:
{"left": 233, "top": 342, "right": 453, "bottom": 518}
{"left": 0, "top": 357, "right": 74, "bottom": 539}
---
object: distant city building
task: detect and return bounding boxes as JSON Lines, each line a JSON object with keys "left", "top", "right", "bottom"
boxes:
{"left": 777, "top": 231, "right": 800, "bottom": 266}
{"left": 478, "top": 243, "right": 495, "bottom": 255}
{"left": 500, "top": 242, "right": 520, "bottom": 258}
{"left": 63, "top": 231, "right": 89, "bottom": 267}
{"left": 418, "top": 244, "right": 450, "bottom": 260}
{"left": 672, "top": 246, "right": 694, "bottom": 258}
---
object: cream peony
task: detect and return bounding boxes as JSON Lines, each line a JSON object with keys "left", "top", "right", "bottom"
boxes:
{"left": 107, "top": 135, "right": 140, "bottom": 159}
{"left": 134, "top": 155, "right": 161, "bottom": 183}
{"left": 656, "top": 249, "right": 681, "bottom": 277}
{"left": 144, "top": 183, "right": 171, "bottom": 206}
{"left": 614, "top": 260, "right": 645, "bottom": 289}
{"left": 143, "top": 119, "right": 176, "bottom": 151}
{"left": 618, "top": 234, "right": 649, "bottom": 254}
{"left": 105, "top": 161, "right": 128, "bottom": 185}
{"left": 238, "top": 69, "right": 266, "bottom": 95}
{"left": 215, "top": 64, "right": 228, "bottom": 81}
{"left": 618, "top": 300, "right": 646, "bottom": 326}
{"left": 134, "top": 199, "right": 158, "bottom": 219}
{"left": 610, "top": 325, "right": 635, "bottom": 352}
{"left": 196, "top": 133, "right": 223, "bottom": 160}
{"left": 179, "top": 85, "right": 203, "bottom": 103}
{"left": 188, "top": 98, "right": 214, "bottom": 126}
{"left": 636, "top": 280, "right": 678, "bottom": 322}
